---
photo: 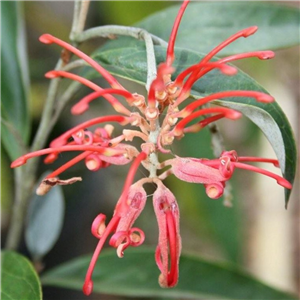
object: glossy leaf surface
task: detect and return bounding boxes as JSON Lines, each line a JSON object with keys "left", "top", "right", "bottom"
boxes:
{"left": 41, "top": 248, "right": 297, "bottom": 299}
{"left": 1, "top": 251, "right": 42, "bottom": 300}
{"left": 137, "top": 2, "right": 300, "bottom": 56}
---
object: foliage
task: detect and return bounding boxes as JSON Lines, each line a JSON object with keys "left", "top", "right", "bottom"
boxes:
{"left": 1, "top": 1, "right": 298, "bottom": 300}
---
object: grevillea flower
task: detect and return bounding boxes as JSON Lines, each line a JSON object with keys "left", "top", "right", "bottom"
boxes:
{"left": 11, "top": 0, "right": 292, "bottom": 295}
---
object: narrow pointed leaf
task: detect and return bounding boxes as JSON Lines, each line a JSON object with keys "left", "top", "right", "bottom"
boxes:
{"left": 1, "top": 251, "right": 42, "bottom": 300}
{"left": 41, "top": 248, "right": 297, "bottom": 299}
{"left": 91, "top": 37, "right": 296, "bottom": 205}
{"left": 1, "top": 1, "right": 30, "bottom": 160}
{"left": 137, "top": 2, "right": 300, "bottom": 56}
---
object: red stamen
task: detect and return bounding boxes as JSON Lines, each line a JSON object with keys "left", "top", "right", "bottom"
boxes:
{"left": 10, "top": 146, "right": 125, "bottom": 168}
{"left": 178, "top": 90, "right": 274, "bottom": 118}
{"left": 179, "top": 50, "right": 274, "bottom": 90}
{"left": 174, "top": 64, "right": 200, "bottom": 86}
{"left": 166, "top": 0, "right": 190, "bottom": 66}
{"left": 44, "top": 153, "right": 59, "bottom": 164}
{"left": 71, "top": 89, "right": 134, "bottom": 116}
{"left": 50, "top": 115, "right": 129, "bottom": 147}
{"left": 183, "top": 114, "right": 225, "bottom": 133}
{"left": 174, "top": 51, "right": 274, "bottom": 97}
{"left": 173, "top": 26, "right": 259, "bottom": 104}
{"left": 165, "top": 210, "right": 178, "bottom": 287}
{"left": 238, "top": 156, "right": 279, "bottom": 167}
{"left": 174, "top": 62, "right": 237, "bottom": 88}
{"left": 148, "top": 63, "right": 174, "bottom": 108}
{"left": 40, "top": 34, "right": 124, "bottom": 90}
{"left": 46, "top": 70, "right": 100, "bottom": 90}
{"left": 83, "top": 215, "right": 120, "bottom": 296}
{"left": 46, "top": 71, "right": 130, "bottom": 115}
{"left": 173, "top": 107, "right": 241, "bottom": 137}
{"left": 217, "top": 50, "right": 275, "bottom": 65}
{"left": 91, "top": 214, "right": 107, "bottom": 239}
{"left": 109, "top": 231, "right": 129, "bottom": 250}
{"left": 233, "top": 162, "right": 292, "bottom": 189}
{"left": 186, "top": 51, "right": 274, "bottom": 92}
{"left": 129, "top": 227, "right": 145, "bottom": 246}
{"left": 46, "top": 151, "right": 92, "bottom": 178}
{"left": 185, "top": 63, "right": 238, "bottom": 96}
{"left": 201, "top": 26, "right": 258, "bottom": 65}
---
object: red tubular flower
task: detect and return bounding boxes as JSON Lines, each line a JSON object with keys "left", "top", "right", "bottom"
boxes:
{"left": 83, "top": 182, "right": 147, "bottom": 296}
{"left": 83, "top": 152, "right": 147, "bottom": 295}
{"left": 164, "top": 150, "right": 292, "bottom": 199}
{"left": 10, "top": 0, "right": 293, "bottom": 295}
{"left": 153, "top": 181, "right": 181, "bottom": 288}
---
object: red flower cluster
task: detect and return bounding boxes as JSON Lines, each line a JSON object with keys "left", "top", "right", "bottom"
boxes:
{"left": 11, "top": 0, "right": 292, "bottom": 295}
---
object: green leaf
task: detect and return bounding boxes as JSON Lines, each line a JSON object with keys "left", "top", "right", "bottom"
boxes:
{"left": 137, "top": 2, "right": 300, "bottom": 56}
{"left": 93, "top": 37, "right": 296, "bottom": 206}
{"left": 25, "top": 172, "right": 65, "bottom": 260}
{"left": 1, "top": 251, "right": 42, "bottom": 300}
{"left": 1, "top": 2, "right": 30, "bottom": 160}
{"left": 41, "top": 248, "right": 297, "bottom": 299}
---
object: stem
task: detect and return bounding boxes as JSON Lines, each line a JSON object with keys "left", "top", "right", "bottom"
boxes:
{"left": 6, "top": 4, "right": 160, "bottom": 251}
{"left": 70, "top": 0, "right": 90, "bottom": 41}
{"left": 140, "top": 30, "right": 161, "bottom": 178}
{"left": 5, "top": 168, "right": 34, "bottom": 249}
{"left": 70, "top": 0, "right": 81, "bottom": 40}
{"left": 139, "top": 30, "right": 157, "bottom": 91}
{"left": 76, "top": 26, "right": 160, "bottom": 91}
{"left": 31, "top": 61, "right": 64, "bottom": 153}
{"left": 5, "top": 1, "right": 90, "bottom": 251}
{"left": 5, "top": 60, "right": 64, "bottom": 250}
{"left": 75, "top": 25, "right": 168, "bottom": 47}
{"left": 148, "top": 123, "right": 160, "bottom": 178}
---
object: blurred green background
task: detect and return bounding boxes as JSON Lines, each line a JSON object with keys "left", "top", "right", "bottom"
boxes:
{"left": 1, "top": 1, "right": 299, "bottom": 300}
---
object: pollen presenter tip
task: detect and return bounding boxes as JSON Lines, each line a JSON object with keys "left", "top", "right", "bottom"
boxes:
{"left": 257, "top": 94, "right": 274, "bottom": 103}
{"left": 45, "top": 71, "right": 59, "bottom": 79}
{"left": 244, "top": 26, "right": 258, "bottom": 37}
{"left": 83, "top": 280, "right": 93, "bottom": 296}
{"left": 11, "top": 158, "right": 26, "bottom": 168}
{"left": 71, "top": 103, "right": 89, "bottom": 115}
{"left": 39, "top": 34, "right": 54, "bottom": 44}
{"left": 260, "top": 51, "right": 275, "bottom": 59}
